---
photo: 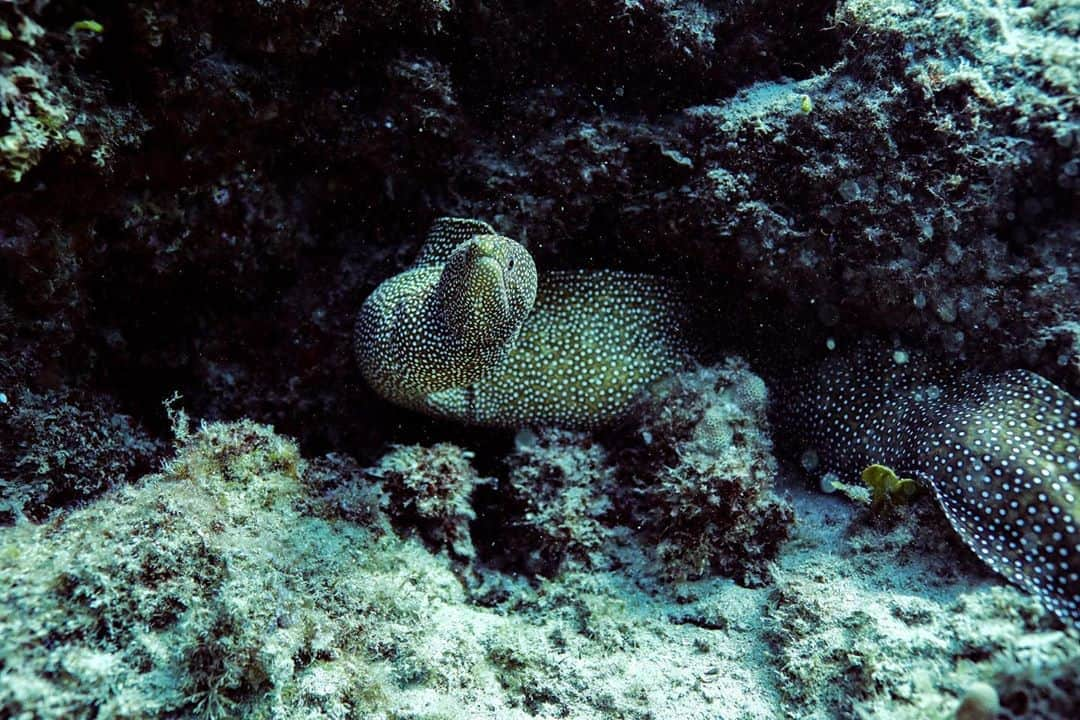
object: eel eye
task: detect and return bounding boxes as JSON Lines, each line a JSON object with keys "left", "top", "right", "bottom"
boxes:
{"left": 507, "top": 258, "right": 515, "bottom": 270}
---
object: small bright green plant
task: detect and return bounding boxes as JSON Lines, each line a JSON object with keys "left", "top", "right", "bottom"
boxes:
{"left": 861, "top": 464, "right": 918, "bottom": 511}
{"left": 70, "top": 20, "right": 104, "bottom": 33}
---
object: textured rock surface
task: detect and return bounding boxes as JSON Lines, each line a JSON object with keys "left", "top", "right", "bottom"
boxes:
{"left": 2, "top": 0, "right": 1076, "bottom": 464}
{"left": 1, "top": 419, "right": 1073, "bottom": 720}
{"left": 0, "top": 388, "right": 161, "bottom": 522}
{"left": 481, "top": 359, "right": 792, "bottom": 583}
{"left": 1, "top": 2, "right": 1077, "bottom": 715}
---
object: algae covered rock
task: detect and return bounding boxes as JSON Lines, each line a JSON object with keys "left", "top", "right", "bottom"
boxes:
{"left": 498, "top": 427, "right": 621, "bottom": 575}
{"left": 622, "top": 359, "right": 794, "bottom": 585}
{"left": 366, "top": 442, "right": 489, "bottom": 561}
{"left": 0, "top": 3, "right": 142, "bottom": 183}
{"left": 0, "top": 0, "right": 1076, "bottom": 717}
{"left": 0, "top": 420, "right": 399, "bottom": 718}
{"left": 762, "top": 478, "right": 1080, "bottom": 720}
{"left": 0, "top": 415, "right": 800, "bottom": 720}
{"left": 0, "top": 388, "right": 161, "bottom": 523}
{"left": 484, "top": 359, "right": 793, "bottom": 585}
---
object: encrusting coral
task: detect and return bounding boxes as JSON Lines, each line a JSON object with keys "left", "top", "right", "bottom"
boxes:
{"left": 355, "top": 217, "right": 691, "bottom": 428}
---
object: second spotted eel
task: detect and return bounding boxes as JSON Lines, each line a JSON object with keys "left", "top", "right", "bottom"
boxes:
{"left": 355, "top": 217, "right": 1079, "bottom": 628}
{"left": 783, "top": 342, "right": 1079, "bottom": 628}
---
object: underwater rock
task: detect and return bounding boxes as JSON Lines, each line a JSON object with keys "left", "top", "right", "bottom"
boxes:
{"left": 498, "top": 427, "right": 619, "bottom": 576}
{"left": 463, "top": 0, "right": 1079, "bottom": 388}
{"left": 992, "top": 633, "right": 1080, "bottom": 719}
{"left": 764, "top": 555, "right": 1078, "bottom": 719}
{"left": 478, "top": 360, "right": 791, "bottom": 584}
{"left": 0, "top": 0, "right": 1075, "bottom": 459}
{"left": 621, "top": 359, "right": 793, "bottom": 585}
{"left": 955, "top": 681, "right": 1000, "bottom": 720}
{"left": 365, "top": 442, "right": 489, "bottom": 561}
{"left": 356, "top": 217, "right": 691, "bottom": 428}
{"left": 0, "top": 388, "right": 161, "bottom": 522}
{"left": 781, "top": 342, "right": 1080, "bottom": 628}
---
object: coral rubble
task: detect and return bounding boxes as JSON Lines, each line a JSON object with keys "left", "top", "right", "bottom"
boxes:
{"left": 0, "top": 0, "right": 1077, "bottom": 718}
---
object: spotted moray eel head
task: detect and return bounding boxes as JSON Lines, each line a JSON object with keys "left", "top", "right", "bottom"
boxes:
{"left": 435, "top": 233, "right": 537, "bottom": 349}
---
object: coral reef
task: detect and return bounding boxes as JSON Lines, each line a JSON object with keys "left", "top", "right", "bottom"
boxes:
{"left": 1, "top": 417, "right": 1076, "bottom": 719}
{"left": 1, "top": 0, "right": 1076, "bottom": 456}
{"left": 0, "top": 0, "right": 1077, "bottom": 717}
{"left": 497, "top": 427, "right": 621, "bottom": 575}
{"left": 1, "top": 419, "right": 376, "bottom": 718}
{"left": 366, "top": 442, "right": 489, "bottom": 561}
{"left": 0, "top": 419, "right": 508, "bottom": 719}
{"left": 0, "top": 388, "right": 160, "bottom": 522}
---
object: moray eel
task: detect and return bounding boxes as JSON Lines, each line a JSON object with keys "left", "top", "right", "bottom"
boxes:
{"left": 355, "top": 217, "right": 690, "bottom": 428}
{"left": 783, "top": 343, "right": 1080, "bottom": 628}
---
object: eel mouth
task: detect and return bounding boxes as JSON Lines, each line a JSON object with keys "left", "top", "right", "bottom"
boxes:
{"left": 467, "top": 235, "right": 524, "bottom": 311}
{"left": 469, "top": 236, "right": 516, "bottom": 276}
{"left": 475, "top": 255, "right": 512, "bottom": 314}
{"left": 438, "top": 233, "right": 537, "bottom": 345}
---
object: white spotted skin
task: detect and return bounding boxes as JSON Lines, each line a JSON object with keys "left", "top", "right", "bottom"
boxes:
{"left": 918, "top": 371, "right": 1080, "bottom": 627}
{"left": 456, "top": 270, "right": 689, "bottom": 428}
{"left": 355, "top": 219, "right": 537, "bottom": 416}
{"left": 356, "top": 218, "right": 689, "bottom": 428}
{"left": 787, "top": 344, "right": 1080, "bottom": 628}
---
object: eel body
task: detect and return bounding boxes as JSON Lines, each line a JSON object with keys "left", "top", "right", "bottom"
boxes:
{"left": 355, "top": 217, "right": 689, "bottom": 428}
{"left": 783, "top": 343, "right": 1080, "bottom": 628}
